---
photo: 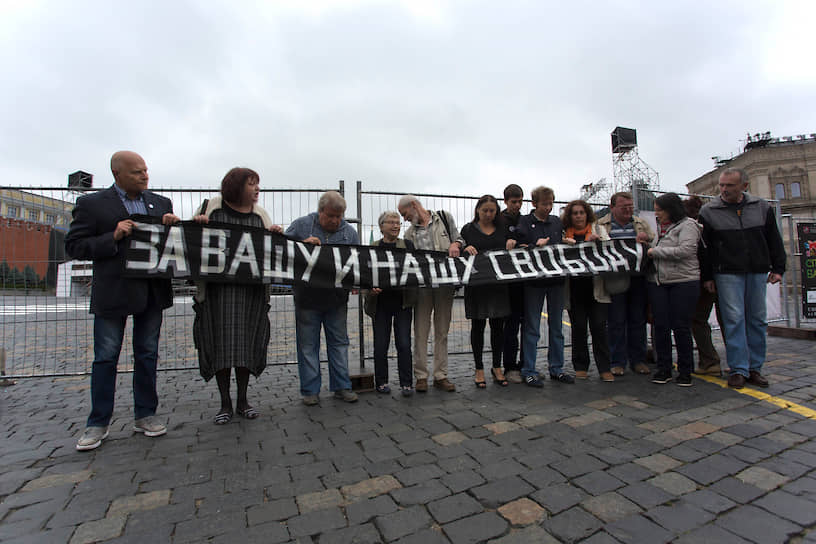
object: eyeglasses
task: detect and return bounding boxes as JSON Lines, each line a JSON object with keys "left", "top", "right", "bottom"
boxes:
{"left": 382, "top": 220, "right": 401, "bottom": 225}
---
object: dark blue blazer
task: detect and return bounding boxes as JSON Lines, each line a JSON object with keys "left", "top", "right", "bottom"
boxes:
{"left": 65, "top": 185, "right": 174, "bottom": 317}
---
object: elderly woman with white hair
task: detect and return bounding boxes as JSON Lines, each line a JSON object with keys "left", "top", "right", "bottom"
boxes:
{"left": 364, "top": 211, "right": 417, "bottom": 396}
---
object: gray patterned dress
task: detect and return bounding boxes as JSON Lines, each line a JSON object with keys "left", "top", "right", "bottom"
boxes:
{"left": 193, "top": 204, "right": 271, "bottom": 381}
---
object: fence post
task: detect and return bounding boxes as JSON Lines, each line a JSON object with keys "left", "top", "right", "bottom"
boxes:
{"left": 0, "top": 346, "right": 15, "bottom": 386}
{"left": 356, "top": 180, "right": 366, "bottom": 369}
{"left": 786, "top": 214, "right": 801, "bottom": 329}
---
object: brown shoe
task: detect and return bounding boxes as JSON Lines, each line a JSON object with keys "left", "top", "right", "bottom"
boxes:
{"left": 633, "top": 363, "right": 651, "bottom": 375}
{"left": 693, "top": 364, "right": 722, "bottom": 376}
{"left": 611, "top": 367, "right": 625, "bottom": 376}
{"left": 433, "top": 378, "right": 456, "bottom": 392}
{"left": 600, "top": 372, "right": 615, "bottom": 382}
{"left": 415, "top": 378, "right": 428, "bottom": 392}
{"left": 747, "top": 371, "right": 769, "bottom": 388}
{"left": 575, "top": 370, "right": 588, "bottom": 379}
{"left": 727, "top": 373, "right": 746, "bottom": 389}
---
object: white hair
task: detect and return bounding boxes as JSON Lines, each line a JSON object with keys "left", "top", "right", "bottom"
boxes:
{"left": 318, "top": 191, "right": 346, "bottom": 212}
{"left": 378, "top": 210, "right": 401, "bottom": 227}
{"left": 398, "top": 194, "right": 420, "bottom": 209}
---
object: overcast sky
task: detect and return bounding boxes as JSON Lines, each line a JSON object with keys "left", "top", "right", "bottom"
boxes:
{"left": 1, "top": 0, "right": 814, "bottom": 205}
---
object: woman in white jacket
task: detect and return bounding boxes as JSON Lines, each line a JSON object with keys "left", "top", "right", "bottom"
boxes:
{"left": 647, "top": 193, "right": 701, "bottom": 387}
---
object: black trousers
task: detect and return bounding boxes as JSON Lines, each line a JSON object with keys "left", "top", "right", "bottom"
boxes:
{"left": 472, "top": 318, "right": 505, "bottom": 370}
{"left": 373, "top": 307, "right": 413, "bottom": 387}
{"left": 568, "top": 283, "right": 611, "bottom": 373}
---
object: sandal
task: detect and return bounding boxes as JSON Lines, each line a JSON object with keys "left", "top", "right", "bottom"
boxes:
{"left": 401, "top": 385, "right": 414, "bottom": 397}
{"left": 236, "top": 406, "right": 259, "bottom": 420}
{"left": 213, "top": 410, "right": 233, "bottom": 425}
{"left": 491, "top": 368, "right": 509, "bottom": 387}
{"left": 474, "top": 369, "right": 487, "bottom": 389}
{"left": 376, "top": 384, "right": 391, "bottom": 394}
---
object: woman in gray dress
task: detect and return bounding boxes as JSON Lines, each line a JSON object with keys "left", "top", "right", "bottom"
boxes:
{"left": 192, "top": 167, "right": 282, "bottom": 424}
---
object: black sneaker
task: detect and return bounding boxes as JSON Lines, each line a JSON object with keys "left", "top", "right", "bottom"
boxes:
{"left": 550, "top": 373, "right": 575, "bottom": 384}
{"left": 524, "top": 375, "right": 544, "bottom": 388}
{"left": 652, "top": 370, "right": 673, "bottom": 384}
{"left": 677, "top": 374, "right": 692, "bottom": 387}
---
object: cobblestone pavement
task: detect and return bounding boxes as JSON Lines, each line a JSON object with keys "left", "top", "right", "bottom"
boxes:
{"left": 1, "top": 335, "right": 815, "bottom": 543}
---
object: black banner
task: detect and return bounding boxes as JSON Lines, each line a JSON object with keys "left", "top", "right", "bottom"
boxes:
{"left": 122, "top": 217, "right": 646, "bottom": 289}
{"left": 797, "top": 223, "right": 816, "bottom": 319}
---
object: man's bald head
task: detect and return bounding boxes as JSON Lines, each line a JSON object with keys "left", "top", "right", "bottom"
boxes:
{"left": 111, "top": 151, "right": 149, "bottom": 198}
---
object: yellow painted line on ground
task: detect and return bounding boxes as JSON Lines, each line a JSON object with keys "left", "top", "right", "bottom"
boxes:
{"left": 697, "top": 374, "right": 816, "bottom": 420}
{"left": 540, "top": 312, "right": 572, "bottom": 327}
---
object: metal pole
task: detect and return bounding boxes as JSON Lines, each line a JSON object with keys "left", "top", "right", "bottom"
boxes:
{"left": 631, "top": 172, "right": 640, "bottom": 214}
{"left": 356, "top": 180, "right": 366, "bottom": 369}
{"left": 778, "top": 206, "right": 790, "bottom": 327}
{"left": 0, "top": 347, "right": 16, "bottom": 386}
{"left": 786, "top": 214, "right": 801, "bottom": 329}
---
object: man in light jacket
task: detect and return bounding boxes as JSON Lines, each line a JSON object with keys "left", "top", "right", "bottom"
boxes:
{"left": 398, "top": 195, "right": 464, "bottom": 392}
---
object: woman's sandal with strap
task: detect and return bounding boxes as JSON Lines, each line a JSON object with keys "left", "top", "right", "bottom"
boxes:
{"left": 491, "top": 368, "right": 509, "bottom": 387}
{"left": 213, "top": 410, "right": 233, "bottom": 425}
{"left": 237, "top": 406, "right": 259, "bottom": 420}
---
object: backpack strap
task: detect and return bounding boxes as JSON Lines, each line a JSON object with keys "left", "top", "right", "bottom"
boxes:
{"left": 437, "top": 210, "right": 453, "bottom": 241}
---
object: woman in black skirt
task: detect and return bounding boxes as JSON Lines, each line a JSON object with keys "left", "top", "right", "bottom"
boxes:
{"left": 192, "top": 167, "right": 282, "bottom": 424}
{"left": 461, "top": 195, "right": 511, "bottom": 388}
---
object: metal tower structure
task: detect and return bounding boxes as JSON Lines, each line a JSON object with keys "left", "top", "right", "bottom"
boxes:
{"left": 580, "top": 177, "right": 612, "bottom": 207}
{"left": 611, "top": 127, "right": 660, "bottom": 212}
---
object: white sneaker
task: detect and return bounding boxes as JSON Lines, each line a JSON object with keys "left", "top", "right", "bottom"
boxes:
{"left": 133, "top": 416, "right": 167, "bottom": 437}
{"left": 76, "top": 426, "right": 109, "bottom": 451}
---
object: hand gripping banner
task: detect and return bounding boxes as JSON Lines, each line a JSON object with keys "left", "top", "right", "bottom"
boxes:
{"left": 122, "top": 217, "right": 646, "bottom": 288}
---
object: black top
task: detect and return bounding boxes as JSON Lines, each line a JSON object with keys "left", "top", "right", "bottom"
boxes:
{"left": 461, "top": 222, "right": 506, "bottom": 252}
{"left": 376, "top": 239, "right": 415, "bottom": 312}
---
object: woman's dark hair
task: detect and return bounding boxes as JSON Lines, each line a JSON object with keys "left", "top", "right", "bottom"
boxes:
{"left": 561, "top": 199, "right": 596, "bottom": 229}
{"left": 221, "top": 167, "right": 259, "bottom": 205}
{"left": 683, "top": 195, "right": 703, "bottom": 220}
{"left": 473, "top": 194, "right": 500, "bottom": 223}
{"left": 654, "top": 192, "right": 686, "bottom": 223}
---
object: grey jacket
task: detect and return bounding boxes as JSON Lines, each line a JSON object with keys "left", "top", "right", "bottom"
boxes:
{"left": 648, "top": 217, "right": 701, "bottom": 285}
{"left": 404, "top": 210, "right": 464, "bottom": 252}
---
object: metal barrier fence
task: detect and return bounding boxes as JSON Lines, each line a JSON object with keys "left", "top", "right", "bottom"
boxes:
{"left": 0, "top": 183, "right": 344, "bottom": 377}
{"left": 2, "top": 181, "right": 801, "bottom": 379}
{"left": 780, "top": 214, "right": 816, "bottom": 328}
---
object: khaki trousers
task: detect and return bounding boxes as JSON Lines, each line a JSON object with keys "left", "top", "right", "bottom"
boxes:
{"left": 413, "top": 286, "right": 455, "bottom": 381}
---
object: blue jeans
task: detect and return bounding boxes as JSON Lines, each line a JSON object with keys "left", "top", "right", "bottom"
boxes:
{"left": 88, "top": 305, "right": 163, "bottom": 427}
{"left": 295, "top": 304, "right": 352, "bottom": 396}
{"left": 714, "top": 273, "right": 768, "bottom": 377}
{"left": 647, "top": 281, "right": 699, "bottom": 376}
{"left": 608, "top": 275, "right": 648, "bottom": 370}
{"left": 521, "top": 282, "right": 565, "bottom": 377}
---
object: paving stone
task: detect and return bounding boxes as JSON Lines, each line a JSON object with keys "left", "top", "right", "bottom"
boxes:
{"left": 633, "top": 453, "right": 681, "bottom": 474}
{"left": 709, "top": 477, "right": 765, "bottom": 504}
{"left": 754, "top": 490, "right": 816, "bottom": 525}
{"left": 681, "top": 489, "right": 737, "bottom": 514}
{"left": 496, "top": 498, "right": 546, "bottom": 526}
{"left": 518, "top": 466, "right": 565, "bottom": 489}
{"left": 647, "top": 472, "right": 697, "bottom": 496}
{"left": 346, "top": 494, "right": 399, "bottom": 525}
{"left": 318, "top": 523, "right": 382, "bottom": 544}
{"left": 581, "top": 492, "right": 642, "bottom": 522}
{"left": 394, "top": 527, "right": 451, "bottom": 544}
{"left": 782, "top": 476, "right": 816, "bottom": 499}
{"left": 432, "top": 432, "right": 469, "bottom": 446}
{"left": 716, "top": 504, "right": 801, "bottom": 544}
{"left": 441, "top": 469, "right": 485, "bottom": 493}
{"left": 107, "top": 489, "right": 171, "bottom": 517}
{"left": 644, "top": 501, "right": 715, "bottom": 533}
{"left": 735, "top": 466, "right": 789, "bottom": 491}
{"left": 341, "top": 475, "right": 402, "bottom": 502}
{"left": 443, "top": 511, "right": 508, "bottom": 544}
{"left": 246, "top": 497, "right": 298, "bottom": 525}
{"left": 286, "top": 507, "right": 347, "bottom": 538}
{"left": 395, "top": 464, "right": 446, "bottom": 487}
{"left": 676, "top": 454, "right": 747, "bottom": 485}
{"left": 673, "top": 524, "right": 753, "bottom": 544}
{"left": 617, "top": 482, "right": 674, "bottom": 509}
{"left": 604, "top": 513, "right": 674, "bottom": 543}
{"left": 375, "top": 504, "right": 433, "bottom": 541}
{"left": 437, "top": 454, "right": 479, "bottom": 472}
{"left": 484, "top": 421, "right": 522, "bottom": 434}
{"left": 531, "top": 482, "right": 587, "bottom": 514}
{"left": 70, "top": 515, "right": 126, "bottom": 544}
{"left": 486, "top": 525, "right": 559, "bottom": 544}
{"left": 1, "top": 528, "right": 75, "bottom": 544}
{"left": 574, "top": 532, "right": 621, "bottom": 544}
{"left": 471, "top": 475, "right": 535, "bottom": 508}
{"left": 21, "top": 469, "right": 93, "bottom": 492}
{"left": 572, "top": 470, "right": 624, "bottom": 495}
{"left": 391, "top": 479, "right": 450, "bottom": 506}
{"left": 479, "top": 460, "right": 526, "bottom": 481}
{"left": 46, "top": 492, "right": 109, "bottom": 529}
{"left": 706, "top": 430, "right": 743, "bottom": 447}
{"left": 0, "top": 518, "right": 46, "bottom": 542}
{"left": 550, "top": 453, "right": 608, "bottom": 478}
{"left": 543, "top": 505, "right": 602, "bottom": 543}
{"left": 428, "top": 493, "right": 484, "bottom": 524}
{"left": 606, "top": 462, "right": 654, "bottom": 484}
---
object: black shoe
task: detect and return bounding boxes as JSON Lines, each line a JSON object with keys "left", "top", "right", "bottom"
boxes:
{"left": 676, "top": 374, "right": 692, "bottom": 387}
{"left": 524, "top": 375, "right": 544, "bottom": 388}
{"left": 550, "top": 373, "right": 575, "bottom": 384}
{"left": 747, "top": 371, "right": 769, "bottom": 388}
{"left": 652, "top": 370, "right": 673, "bottom": 384}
